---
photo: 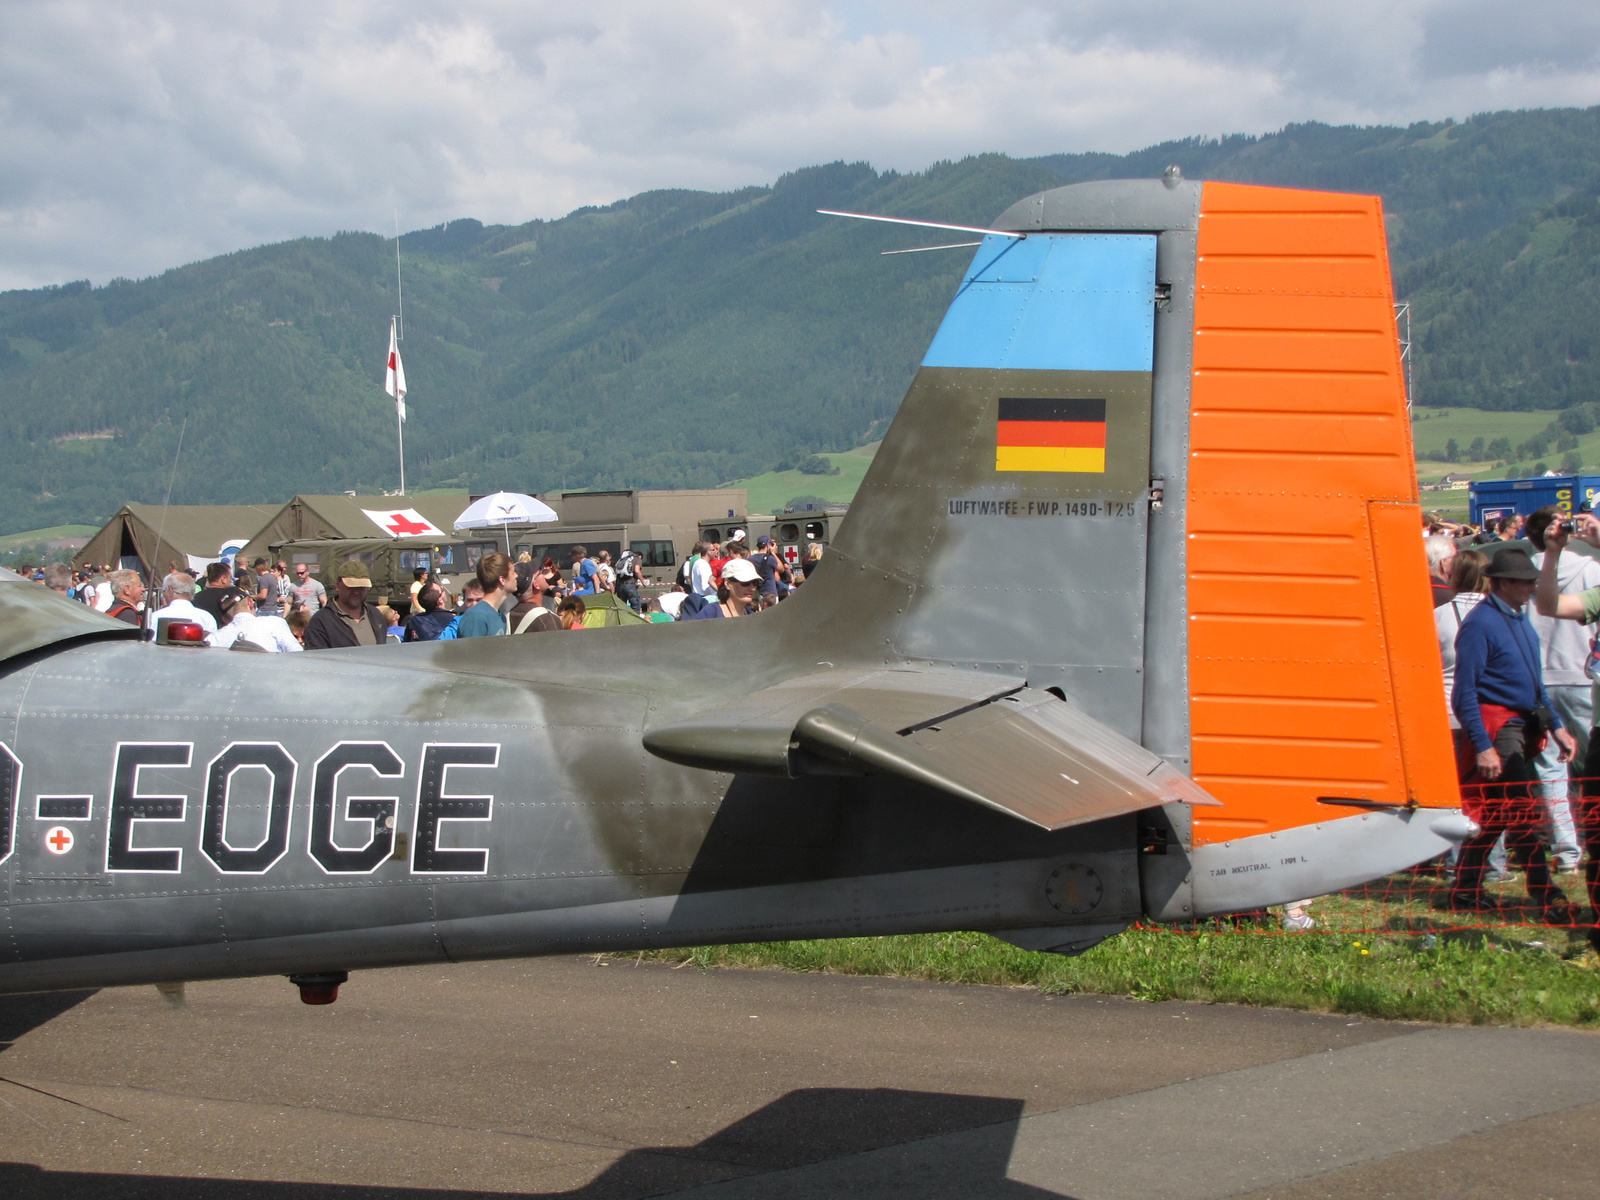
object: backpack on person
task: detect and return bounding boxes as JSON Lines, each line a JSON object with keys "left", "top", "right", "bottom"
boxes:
{"left": 751, "top": 552, "right": 779, "bottom": 587}
{"left": 676, "top": 555, "right": 697, "bottom": 592}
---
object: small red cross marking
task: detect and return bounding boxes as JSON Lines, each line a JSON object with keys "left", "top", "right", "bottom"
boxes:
{"left": 781, "top": 544, "right": 800, "bottom": 565}
{"left": 45, "top": 826, "right": 73, "bottom": 855}
{"left": 385, "top": 514, "right": 432, "bottom": 536}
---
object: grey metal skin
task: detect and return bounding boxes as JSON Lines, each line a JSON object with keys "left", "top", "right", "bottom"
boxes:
{"left": 0, "top": 180, "right": 1466, "bottom": 996}
{"left": 990, "top": 180, "right": 1207, "bottom": 917}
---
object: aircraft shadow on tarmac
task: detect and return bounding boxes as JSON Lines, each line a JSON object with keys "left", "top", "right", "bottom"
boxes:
{"left": 0, "top": 1085, "right": 1066, "bottom": 1199}
{"left": 0, "top": 989, "right": 97, "bottom": 1054}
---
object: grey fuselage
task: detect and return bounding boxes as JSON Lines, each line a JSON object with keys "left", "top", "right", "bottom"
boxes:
{"left": 0, "top": 577, "right": 1134, "bottom": 992}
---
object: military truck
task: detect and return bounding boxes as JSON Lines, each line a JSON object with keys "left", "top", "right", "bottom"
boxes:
{"left": 695, "top": 514, "right": 774, "bottom": 547}
{"left": 271, "top": 537, "right": 452, "bottom": 614}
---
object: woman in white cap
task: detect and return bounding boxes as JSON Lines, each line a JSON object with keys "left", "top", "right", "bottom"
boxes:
{"left": 680, "top": 557, "right": 760, "bottom": 619}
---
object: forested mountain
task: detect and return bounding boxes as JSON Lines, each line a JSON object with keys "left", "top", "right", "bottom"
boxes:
{"left": 4, "top": 108, "right": 1600, "bottom": 534}
{"left": 1398, "top": 190, "right": 1600, "bottom": 411}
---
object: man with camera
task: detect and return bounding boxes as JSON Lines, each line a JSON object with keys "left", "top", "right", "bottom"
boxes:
{"left": 1452, "top": 548, "right": 1577, "bottom": 919}
{"left": 1534, "top": 514, "right": 1600, "bottom": 914}
{"left": 1524, "top": 506, "right": 1600, "bottom": 872}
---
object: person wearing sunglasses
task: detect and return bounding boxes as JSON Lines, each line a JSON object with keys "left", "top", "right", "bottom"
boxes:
{"left": 680, "top": 557, "right": 760, "bottom": 620}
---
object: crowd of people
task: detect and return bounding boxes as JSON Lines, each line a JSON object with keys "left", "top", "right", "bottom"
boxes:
{"left": 19, "top": 527, "right": 823, "bottom": 653}
{"left": 1429, "top": 504, "right": 1600, "bottom": 937}
{"left": 1425, "top": 512, "right": 1526, "bottom": 543}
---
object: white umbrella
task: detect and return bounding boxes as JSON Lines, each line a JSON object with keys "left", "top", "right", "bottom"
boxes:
{"left": 452, "top": 492, "right": 559, "bottom": 553}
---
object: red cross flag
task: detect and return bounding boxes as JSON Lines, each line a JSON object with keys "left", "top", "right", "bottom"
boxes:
{"left": 385, "top": 316, "right": 407, "bottom": 422}
{"left": 361, "top": 508, "right": 445, "bottom": 539}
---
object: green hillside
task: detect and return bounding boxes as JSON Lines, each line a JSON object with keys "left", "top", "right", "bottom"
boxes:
{"left": 0, "top": 524, "right": 97, "bottom": 551}
{"left": 1033, "top": 109, "right": 1600, "bottom": 268}
{"left": 8, "top": 108, "right": 1600, "bottom": 534}
{"left": 724, "top": 443, "right": 879, "bottom": 515}
{"left": 0, "top": 158, "right": 1059, "bottom": 535}
{"left": 1401, "top": 188, "right": 1600, "bottom": 411}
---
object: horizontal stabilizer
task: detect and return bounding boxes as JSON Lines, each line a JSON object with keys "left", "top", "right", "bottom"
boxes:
{"left": 0, "top": 571, "right": 138, "bottom": 667}
{"left": 642, "top": 668, "right": 1219, "bottom": 831}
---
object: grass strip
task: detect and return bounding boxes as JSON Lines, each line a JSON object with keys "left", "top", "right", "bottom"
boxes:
{"left": 641, "top": 926, "right": 1600, "bottom": 1027}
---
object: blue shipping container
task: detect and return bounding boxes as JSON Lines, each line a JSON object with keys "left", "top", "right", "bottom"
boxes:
{"left": 1468, "top": 475, "right": 1600, "bottom": 525}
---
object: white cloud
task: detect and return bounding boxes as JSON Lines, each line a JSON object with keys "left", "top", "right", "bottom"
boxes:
{"left": 1, "top": 0, "right": 1598, "bottom": 288}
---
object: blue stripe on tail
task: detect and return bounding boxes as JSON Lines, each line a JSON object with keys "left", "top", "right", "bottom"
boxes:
{"left": 921, "top": 234, "right": 1158, "bottom": 373}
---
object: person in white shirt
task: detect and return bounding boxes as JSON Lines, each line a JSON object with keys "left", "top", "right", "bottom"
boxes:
{"left": 657, "top": 589, "right": 689, "bottom": 619}
{"left": 1435, "top": 551, "right": 1490, "bottom": 721}
{"left": 209, "top": 593, "right": 302, "bottom": 652}
{"left": 690, "top": 546, "right": 716, "bottom": 599}
{"left": 148, "top": 572, "right": 218, "bottom": 637}
{"left": 1526, "top": 506, "right": 1600, "bottom": 871}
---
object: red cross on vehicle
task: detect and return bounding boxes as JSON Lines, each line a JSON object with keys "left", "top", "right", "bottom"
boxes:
{"left": 45, "top": 826, "right": 73, "bottom": 855}
{"left": 384, "top": 513, "right": 432, "bottom": 536}
{"left": 781, "top": 544, "right": 800, "bottom": 565}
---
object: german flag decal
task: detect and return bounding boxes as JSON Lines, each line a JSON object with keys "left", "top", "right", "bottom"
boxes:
{"left": 995, "top": 398, "right": 1106, "bottom": 473}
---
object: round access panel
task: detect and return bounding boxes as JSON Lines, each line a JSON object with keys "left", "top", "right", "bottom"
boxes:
{"left": 1045, "top": 863, "right": 1103, "bottom": 916}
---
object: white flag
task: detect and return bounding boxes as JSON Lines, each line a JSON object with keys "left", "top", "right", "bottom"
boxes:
{"left": 385, "top": 316, "right": 407, "bottom": 422}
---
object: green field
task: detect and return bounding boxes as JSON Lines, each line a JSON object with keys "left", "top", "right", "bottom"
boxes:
{"left": 1411, "top": 407, "right": 1559, "bottom": 448}
{"left": 1412, "top": 406, "right": 1555, "bottom": 485}
{"left": 637, "top": 876, "right": 1600, "bottom": 1027}
{"left": 1411, "top": 406, "right": 1600, "bottom": 487}
{"left": 645, "top": 928, "right": 1600, "bottom": 1027}
{"left": 722, "top": 443, "right": 879, "bottom": 515}
{"left": 0, "top": 524, "right": 97, "bottom": 551}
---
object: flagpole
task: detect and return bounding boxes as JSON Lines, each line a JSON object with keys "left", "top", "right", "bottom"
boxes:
{"left": 397, "top": 389, "right": 407, "bottom": 497}
{"left": 394, "top": 218, "right": 406, "bottom": 495}
{"left": 394, "top": 212, "right": 405, "bottom": 341}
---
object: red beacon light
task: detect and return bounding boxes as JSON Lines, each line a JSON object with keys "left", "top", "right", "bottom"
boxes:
{"left": 289, "top": 971, "right": 349, "bottom": 1005}
{"left": 156, "top": 618, "right": 208, "bottom": 646}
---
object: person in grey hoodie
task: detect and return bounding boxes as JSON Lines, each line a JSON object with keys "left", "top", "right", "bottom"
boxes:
{"left": 1526, "top": 505, "right": 1600, "bottom": 872}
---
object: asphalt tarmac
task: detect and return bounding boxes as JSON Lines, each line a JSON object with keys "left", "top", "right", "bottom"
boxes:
{"left": 0, "top": 957, "right": 1594, "bottom": 1199}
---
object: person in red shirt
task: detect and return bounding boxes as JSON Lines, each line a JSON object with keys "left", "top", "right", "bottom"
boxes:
{"left": 706, "top": 537, "right": 730, "bottom": 587}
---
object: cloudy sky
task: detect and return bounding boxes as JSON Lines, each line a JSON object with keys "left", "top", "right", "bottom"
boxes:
{"left": 3, "top": 0, "right": 1600, "bottom": 289}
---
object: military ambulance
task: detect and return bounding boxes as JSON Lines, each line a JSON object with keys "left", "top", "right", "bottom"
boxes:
{"left": 768, "top": 504, "right": 850, "bottom": 574}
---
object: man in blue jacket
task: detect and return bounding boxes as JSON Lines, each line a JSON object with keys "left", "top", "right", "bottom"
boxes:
{"left": 1452, "top": 547, "right": 1577, "bottom": 919}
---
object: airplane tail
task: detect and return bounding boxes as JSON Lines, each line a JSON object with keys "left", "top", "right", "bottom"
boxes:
{"left": 775, "top": 179, "right": 1468, "bottom": 917}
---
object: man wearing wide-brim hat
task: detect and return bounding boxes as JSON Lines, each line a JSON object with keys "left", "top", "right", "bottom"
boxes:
{"left": 1451, "top": 547, "right": 1576, "bottom": 920}
{"left": 302, "top": 560, "right": 387, "bottom": 650}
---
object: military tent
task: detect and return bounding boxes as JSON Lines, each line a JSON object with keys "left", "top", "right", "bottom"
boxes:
{"left": 77, "top": 503, "right": 280, "bottom": 578}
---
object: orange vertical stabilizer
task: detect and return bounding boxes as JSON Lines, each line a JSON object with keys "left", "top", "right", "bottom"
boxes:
{"left": 1188, "top": 182, "right": 1458, "bottom": 846}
